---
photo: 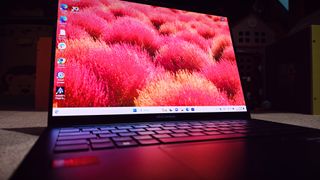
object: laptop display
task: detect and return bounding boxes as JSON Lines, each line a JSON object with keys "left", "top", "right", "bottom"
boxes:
{"left": 52, "top": 0, "right": 246, "bottom": 116}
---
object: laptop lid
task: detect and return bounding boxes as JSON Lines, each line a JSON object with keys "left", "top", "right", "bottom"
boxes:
{"left": 48, "top": 0, "right": 249, "bottom": 127}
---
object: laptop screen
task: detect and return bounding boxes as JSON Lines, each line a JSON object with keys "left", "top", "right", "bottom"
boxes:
{"left": 52, "top": 0, "right": 247, "bottom": 116}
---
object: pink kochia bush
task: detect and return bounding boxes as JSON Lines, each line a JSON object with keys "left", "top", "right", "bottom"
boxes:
{"left": 220, "top": 46, "right": 236, "bottom": 62}
{"left": 159, "top": 21, "right": 189, "bottom": 35}
{"left": 175, "top": 30, "right": 210, "bottom": 51}
{"left": 189, "top": 21, "right": 216, "bottom": 39}
{"left": 54, "top": 0, "right": 246, "bottom": 107}
{"left": 148, "top": 12, "right": 176, "bottom": 29}
{"left": 67, "top": 9, "right": 109, "bottom": 39}
{"left": 154, "top": 37, "right": 212, "bottom": 72}
{"left": 102, "top": 17, "right": 159, "bottom": 54}
{"left": 55, "top": 38, "right": 160, "bottom": 106}
{"left": 65, "top": 24, "right": 90, "bottom": 40}
{"left": 93, "top": 7, "right": 116, "bottom": 22}
{"left": 108, "top": 3, "right": 152, "bottom": 25}
{"left": 211, "top": 35, "right": 232, "bottom": 61}
{"left": 134, "top": 70, "right": 229, "bottom": 106}
{"left": 201, "top": 60, "right": 245, "bottom": 105}
{"left": 56, "top": 64, "right": 109, "bottom": 107}
{"left": 91, "top": 43, "right": 162, "bottom": 106}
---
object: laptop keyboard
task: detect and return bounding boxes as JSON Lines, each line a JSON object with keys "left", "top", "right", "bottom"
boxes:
{"left": 54, "top": 120, "right": 303, "bottom": 153}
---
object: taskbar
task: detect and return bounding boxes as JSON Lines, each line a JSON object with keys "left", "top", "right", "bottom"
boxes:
{"left": 52, "top": 106, "right": 247, "bottom": 116}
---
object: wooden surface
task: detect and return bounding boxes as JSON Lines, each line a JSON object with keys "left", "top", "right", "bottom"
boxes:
{"left": 0, "top": 111, "right": 319, "bottom": 180}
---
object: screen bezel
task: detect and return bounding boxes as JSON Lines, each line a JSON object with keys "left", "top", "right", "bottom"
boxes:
{"left": 48, "top": 0, "right": 251, "bottom": 127}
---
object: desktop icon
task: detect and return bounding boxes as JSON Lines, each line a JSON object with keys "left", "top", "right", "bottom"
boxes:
{"left": 162, "top": 108, "right": 168, "bottom": 112}
{"left": 60, "top": 4, "right": 68, "bottom": 11}
{"left": 57, "top": 58, "right": 66, "bottom": 64}
{"left": 57, "top": 72, "right": 65, "bottom": 79}
{"left": 133, "top": 108, "right": 137, "bottom": 112}
{"left": 59, "top": 29, "right": 66, "bottom": 36}
{"left": 60, "top": 16, "right": 67, "bottom": 23}
{"left": 56, "top": 87, "right": 65, "bottom": 95}
{"left": 191, "top": 108, "right": 195, "bottom": 111}
{"left": 58, "top": 42, "right": 66, "bottom": 50}
{"left": 71, "top": 6, "right": 80, "bottom": 12}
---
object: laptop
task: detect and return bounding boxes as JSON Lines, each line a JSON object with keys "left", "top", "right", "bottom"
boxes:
{"left": 11, "top": 0, "right": 320, "bottom": 179}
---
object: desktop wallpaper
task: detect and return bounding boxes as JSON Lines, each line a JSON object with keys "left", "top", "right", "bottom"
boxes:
{"left": 53, "top": 0, "right": 245, "bottom": 108}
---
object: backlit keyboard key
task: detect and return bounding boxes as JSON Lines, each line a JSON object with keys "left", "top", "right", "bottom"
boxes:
{"left": 189, "top": 132, "right": 205, "bottom": 136}
{"left": 54, "top": 144, "right": 89, "bottom": 153}
{"left": 218, "top": 127, "right": 233, "bottom": 131}
{"left": 82, "top": 128, "right": 98, "bottom": 131}
{"left": 56, "top": 139, "right": 88, "bottom": 146}
{"left": 162, "top": 127, "right": 177, "bottom": 130}
{"left": 137, "top": 139, "right": 160, "bottom": 145}
{"left": 59, "top": 132, "right": 90, "bottom": 136}
{"left": 91, "top": 142, "right": 114, "bottom": 150}
{"left": 153, "top": 134, "right": 171, "bottom": 139}
{"left": 90, "top": 138, "right": 111, "bottom": 143}
{"left": 133, "top": 125, "right": 148, "bottom": 128}
{"left": 172, "top": 133, "right": 189, "bottom": 137}
{"left": 149, "top": 124, "right": 162, "bottom": 128}
{"left": 92, "top": 130, "right": 110, "bottom": 134}
{"left": 204, "top": 131, "right": 221, "bottom": 135}
{"left": 192, "top": 126, "right": 204, "bottom": 129}
{"left": 147, "top": 128, "right": 161, "bottom": 131}
{"left": 100, "top": 133, "right": 118, "bottom": 138}
{"left": 111, "top": 129, "right": 128, "bottom": 133}
{"left": 204, "top": 128, "right": 217, "bottom": 131}
{"left": 138, "top": 131, "right": 155, "bottom": 135}
{"left": 57, "top": 134, "right": 96, "bottom": 141}
{"left": 60, "top": 129, "right": 79, "bottom": 133}
{"left": 156, "top": 130, "right": 171, "bottom": 134}
{"left": 172, "top": 129, "right": 187, "bottom": 133}
{"left": 177, "top": 126, "right": 191, "bottom": 129}
{"left": 133, "top": 135, "right": 153, "bottom": 140}
{"left": 163, "top": 124, "right": 176, "bottom": 127}
{"left": 129, "top": 128, "right": 145, "bottom": 132}
{"left": 188, "top": 129, "right": 203, "bottom": 132}
{"left": 119, "top": 132, "right": 137, "bottom": 136}
{"left": 100, "top": 127, "right": 116, "bottom": 131}
{"left": 220, "top": 130, "right": 236, "bottom": 134}
{"left": 117, "top": 126, "right": 132, "bottom": 129}
{"left": 116, "top": 140, "right": 138, "bottom": 147}
{"left": 159, "top": 133, "right": 245, "bottom": 143}
{"left": 112, "top": 137, "right": 132, "bottom": 141}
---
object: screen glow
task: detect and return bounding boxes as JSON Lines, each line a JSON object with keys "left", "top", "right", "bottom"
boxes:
{"left": 52, "top": 0, "right": 246, "bottom": 116}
